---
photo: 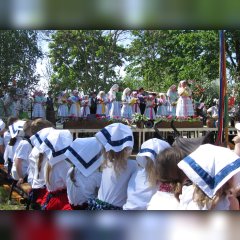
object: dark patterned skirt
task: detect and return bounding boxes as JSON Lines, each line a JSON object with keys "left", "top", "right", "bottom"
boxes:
{"left": 87, "top": 198, "right": 122, "bottom": 210}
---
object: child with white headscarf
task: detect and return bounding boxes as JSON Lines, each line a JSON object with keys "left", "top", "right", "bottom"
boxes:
{"left": 40, "top": 129, "right": 72, "bottom": 210}
{"left": 147, "top": 146, "right": 186, "bottom": 210}
{"left": 64, "top": 137, "right": 102, "bottom": 210}
{"left": 123, "top": 138, "right": 171, "bottom": 210}
{"left": 88, "top": 123, "right": 137, "bottom": 210}
{"left": 178, "top": 144, "right": 240, "bottom": 210}
{"left": 28, "top": 119, "right": 54, "bottom": 209}
{"left": 121, "top": 88, "right": 132, "bottom": 119}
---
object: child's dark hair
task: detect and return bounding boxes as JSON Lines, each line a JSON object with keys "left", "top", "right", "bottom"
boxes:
{"left": 7, "top": 116, "right": 18, "bottom": 128}
{"left": 155, "top": 146, "right": 186, "bottom": 201}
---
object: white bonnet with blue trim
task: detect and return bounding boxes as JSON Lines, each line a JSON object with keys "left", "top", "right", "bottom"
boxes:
{"left": 30, "top": 127, "right": 55, "bottom": 150}
{"left": 178, "top": 144, "right": 240, "bottom": 199}
{"left": 9, "top": 120, "right": 26, "bottom": 138}
{"left": 136, "top": 138, "right": 171, "bottom": 168}
{"left": 64, "top": 137, "right": 103, "bottom": 177}
{"left": 95, "top": 123, "right": 134, "bottom": 153}
{"left": 40, "top": 129, "right": 73, "bottom": 166}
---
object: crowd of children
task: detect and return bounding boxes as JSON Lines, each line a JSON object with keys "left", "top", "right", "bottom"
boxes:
{"left": 1, "top": 114, "right": 240, "bottom": 211}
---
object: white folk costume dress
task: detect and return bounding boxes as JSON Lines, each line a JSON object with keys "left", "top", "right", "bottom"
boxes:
{"left": 64, "top": 137, "right": 103, "bottom": 210}
{"left": 156, "top": 97, "right": 168, "bottom": 117}
{"left": 144, "top": 99, "right": 156, "bottom": 120}
{"left": 88, "top": 123, "right": 137, "bottom": 210}
{"left": 57, "top": 93, "right": 69, "bottom": 117}
{"left": 32, "top": 94, "right": 46, "bottom": 118}
{"left": 178, "top": 144, "right": 240, "bottom": 210}
{"left": 121, "top": 89, "right": 132, "bottom": 119}
{"left": 123, "top": 138, "right": 171, "bottom": 210}
{"left": 68, "top": 93, "right": 81, "bottom": 118}
{"left": 108, "top": 84, "right": 121, "bottom": 118}
{"left": 39, "top": 129, "right": 72, "bottom": 210}
{"left": 167, "top": 89, "right": 178, "bottom": 116}
{"left": 80, "top": 98, "right": 90, "bottom": 118}
{"left": 176, "top": 84, "right": 194, "bottom": 117}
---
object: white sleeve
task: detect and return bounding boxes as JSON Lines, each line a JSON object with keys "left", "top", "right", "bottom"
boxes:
{"left": 14, "top": 140, "right": 32, "bottom": 161}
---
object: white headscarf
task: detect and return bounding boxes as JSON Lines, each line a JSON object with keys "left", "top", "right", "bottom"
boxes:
{"left": 64, "top": 137, "right": 103, "bottom": 177}
{"left": 40, "top": 129, "right": 73, "bottom": 166}
{"left": 178, "top": 144, "right": 240, "bottom": 199}
{"left": 136, "top": 138, "right": 171, "bottom": 168}
{"left": 95, "top": 123, "right": 133, "bottom": 152}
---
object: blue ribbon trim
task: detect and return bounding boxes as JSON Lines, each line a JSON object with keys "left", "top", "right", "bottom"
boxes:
{"left": 67, "top": 147, "right": 102, "bottom": 169}
{"left": 44, "top": 138, "right": 68, "bottom": 157}
{"left": 139, "top": 148, "right": 157, "bottom": 158}
{"left": 100, "top": 128, "right": 132, "bottom": 147}
{"left": 183, "top": 156, "right": 240, "bottom": 189}
{"left": 35, "top": 133, "right": 43, "bottom": 144}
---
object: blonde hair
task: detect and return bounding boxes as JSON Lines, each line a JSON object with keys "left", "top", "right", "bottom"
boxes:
{"left": 102, "top": 147, "right": 131, "bottom": 175}
{"left": 45, "top": 162, "right": 52, "bottom": 186}
{"left": 145, "top": 157, "right": 156, "bottom": 187}
{"left": 155, "top": 147, "right": 185, "bottom": 201}
{"left": 37, "top": 153, "right": 44, "bottom": 179}
{"left": 31, "top": 119, "right": 54, "bottom": 135}
{"left": 193, "top": 182, "right": 232, "bottom": 210}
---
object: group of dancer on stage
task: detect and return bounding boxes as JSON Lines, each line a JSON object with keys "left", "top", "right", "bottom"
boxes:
{"left": 56, "top": 80, "right": 195, "bottom": 123}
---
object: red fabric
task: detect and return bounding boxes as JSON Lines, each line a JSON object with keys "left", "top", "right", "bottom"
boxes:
{"left": 35, "top": 188, "right": 47, "bottom": 205}
{"left": 41, "top": 189, "right": 70, "bottom": 210}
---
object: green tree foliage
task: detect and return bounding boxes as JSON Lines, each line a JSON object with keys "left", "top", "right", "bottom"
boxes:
{"left": 49, "top": 30, "right": 126, "bottom": 95}
{"left": 0, "top": 30, "right": 42, "bottom": 92}
{"left": 125, "top": 30, "right": 220, "bottom": 94}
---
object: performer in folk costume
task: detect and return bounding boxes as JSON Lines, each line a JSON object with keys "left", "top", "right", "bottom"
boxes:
{"left": 156, "top": 93, "right": 168, "bottom": 117}
{"left": 131, "top": 91, "right": 140, "bottom": 115}
{"left": 176, "top": 80, "right": 194, "bottom": 117}
{"left": 108, "top": 84, "right": 121, "bottom": 118}
{"left": 68, "top": 90, "right": 81, "bottom": 118}
{"left": 147, "top": 147, "right": 186, "bottom": 210}
{"left": 144, "top": 94, "right": 156, "bottom": 120}
{"left": 11, "top": 120, "right": 33, "bottom": 187}
{"left": 88, "top": 123, "right": 137, "bottom": 210}
{"left": 166, "top": 85, "right": 178, "bottom": 116}
{"left": 3, "top": 92, "right": 15, "bottom": 117}
{"left": 121, "top": 88, "right": 133, "bottom": 119}
{"left": 28, "top": 119, "right": 54, "bottom": 210}
{"left": 96, "top": 91, "right": 108, "bottom": 115}
{"left": 57, "top": 91, "right": 69, "bottom": 123}
{"left": 80, "top": 95, "right": 91, "bottom": 118}
{"left": 32, "top": 90, "right": 47, "bottom": 119}
{"left": 40, "top": 129, "right": 72, "bottom": 210}
{"left": 0, "top": 91, "right": 5, "bottom": 119}
{"left": 123, "top": 138, "right": 171, "bottom": 210}
{"left": 64, "top": 137, "right": 102, "bottom": 210}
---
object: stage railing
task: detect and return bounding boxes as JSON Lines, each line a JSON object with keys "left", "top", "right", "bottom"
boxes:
{"left": 68, "top": 127, "right": 237, "bottom": 151}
